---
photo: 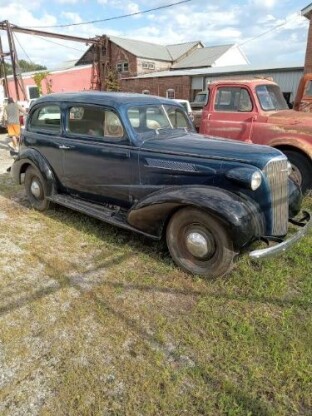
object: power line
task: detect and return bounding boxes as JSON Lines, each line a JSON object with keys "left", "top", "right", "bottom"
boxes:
{"left": 27, "top": 0, "right": 194, "bottom": 29}
{"left": 36, "top": 36, "right": 86, "bottom": 52}
{"left": 13, "top": 32, "right": 34, "bottom": 64}
{"left": 238, "top": 13, "right": 301, "bottom": 47}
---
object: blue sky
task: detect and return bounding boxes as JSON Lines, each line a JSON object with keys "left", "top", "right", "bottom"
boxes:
{"left": 0, "top": 0, "right": 310, "bottom": 69}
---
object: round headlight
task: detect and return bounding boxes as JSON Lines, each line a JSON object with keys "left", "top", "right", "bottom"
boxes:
{"left": 251, "top": 171, "right": 262, "bottom": 190}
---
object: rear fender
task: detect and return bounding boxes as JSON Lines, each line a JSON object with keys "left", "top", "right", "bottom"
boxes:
{"left": 11, "top": 149, "right": 57, "bottom": 196}
{"left": 127, "top": 186, "right": 264, "bottom": 249}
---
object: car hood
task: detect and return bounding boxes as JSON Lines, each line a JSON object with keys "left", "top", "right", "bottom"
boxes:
{"left": 267, "top": 109, "right": 312, "bottom": 128}
{"left": 140, "top": 131, "right": 282, "bottom": 170}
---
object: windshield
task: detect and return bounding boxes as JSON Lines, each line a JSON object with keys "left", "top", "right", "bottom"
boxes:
{"left": 193, "top": 92, "right": 208, "bottom": 104}
{"left": 256, "top": 85, "right": 288, "bottom": 111}
{"left": 127, "top": 104, "right": 193, "bottom": 139}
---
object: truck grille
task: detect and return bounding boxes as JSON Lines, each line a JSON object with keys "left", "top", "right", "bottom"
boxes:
{"left": 263, "top": 156, "right": 289, "bottom": 236}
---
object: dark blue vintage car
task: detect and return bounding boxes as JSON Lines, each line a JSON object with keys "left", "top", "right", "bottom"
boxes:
{"left": 11, "top": 92, "right": 311, "bottom": 277}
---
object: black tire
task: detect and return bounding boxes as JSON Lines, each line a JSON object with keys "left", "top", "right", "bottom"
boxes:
{"left": 166, "top": 207, "right": 236, "bottom": 278}
{"left": 283, "top": 150, "right": 312, "bottom": 193}
{"left": 24, "top": 166, "right": 50, "bottom": 211}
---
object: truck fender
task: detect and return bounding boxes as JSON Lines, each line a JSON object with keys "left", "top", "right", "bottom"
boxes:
{"left": 11, "top": 148, "right": 57, "bottom": 196}
{"left": 268, "top": 137, "right": 312, "bottom": 160}
{"left": 127, "top": 186, "right": 265, "bottom": 249}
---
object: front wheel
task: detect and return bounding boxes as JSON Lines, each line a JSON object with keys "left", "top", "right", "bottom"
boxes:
{"left": 24, "top": 166, "right": 50, "bottom": 211}
{"left": 283, "top": 150, "right": 312, "bottom": 193}
{"left": 166, "top": 208, "right": 237, "bottom": 278}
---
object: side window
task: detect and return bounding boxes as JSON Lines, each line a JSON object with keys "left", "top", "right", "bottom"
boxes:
{"left": 215, "top": 88, "right": 252, "bottom": 112}
{"left": 304, "top": 80, "right": 312, "bottom": 97}
{"left": 104, "top": 111, "right": 124, "bottom": 138}
{"left": 29, "top": 104, "right": 61, "bottom": 133}
{"left": 67, "top": 105, "right": 104, "bottom": 138}
{"left": 238, "top": 89, "right": 252, "bottom": 112}
{"left": 67, "top": 105, "right": 124, "bottom": 141}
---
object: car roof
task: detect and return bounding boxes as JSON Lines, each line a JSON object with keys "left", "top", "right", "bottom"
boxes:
{"left": 33, "top": 91, "right": 176, "bottom": 107}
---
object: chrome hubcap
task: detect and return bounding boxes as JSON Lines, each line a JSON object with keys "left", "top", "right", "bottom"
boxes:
{"left": 186, "top": 231, "right": 213, "bottom": 259}
{"left": 30, "top": 180, "right": 41, "bottom": 198}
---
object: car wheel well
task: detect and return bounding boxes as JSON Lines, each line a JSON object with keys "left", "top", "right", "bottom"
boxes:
{"left": 274, "top": 145, "right": 311, "bottom": 165}
{"left": 274, "top": 146, "right": 312, "bottom": 192}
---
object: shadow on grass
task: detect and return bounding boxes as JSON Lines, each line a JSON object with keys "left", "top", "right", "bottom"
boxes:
{"left": 0, "top": 252, "right": 273, "bottom": 416}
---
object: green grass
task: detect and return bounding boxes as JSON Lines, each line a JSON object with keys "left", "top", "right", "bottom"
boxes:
{"left": 0, "top": 172, "right": 311, "bottom": 416}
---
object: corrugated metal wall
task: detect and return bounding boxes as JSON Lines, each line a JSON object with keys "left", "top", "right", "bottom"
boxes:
{"left": 192, "top": 69, "right": 303, "bottom": 103}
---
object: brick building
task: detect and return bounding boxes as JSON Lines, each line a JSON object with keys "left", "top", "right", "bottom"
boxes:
{"left": 302, "top": 3, "right": 312, "bottom": 73}
{"left": 77, "top": 36, "right": 248, "bottom": 99}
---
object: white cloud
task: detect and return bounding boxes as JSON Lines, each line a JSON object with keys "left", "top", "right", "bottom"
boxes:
{"left": 0, "top": 0, "right": 309, "bottom": 69}
{"left": 126, "top": 2, "right": 140, "bottom": 15}
{"left": 61, "top": 11, "right": 83, "bottom": 23}
{"left": 249, "top": 0, "right": 277, "bottom": 9}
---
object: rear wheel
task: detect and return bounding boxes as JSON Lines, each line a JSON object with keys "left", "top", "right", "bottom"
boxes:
{"left": 25, "top": 166, "right": 50, "bottom": 211}
{"left": 283, "top": 150, "right": 312, "bottom": 193}
{"left": 166, "top": 207, "right": 236, "bottom": 278}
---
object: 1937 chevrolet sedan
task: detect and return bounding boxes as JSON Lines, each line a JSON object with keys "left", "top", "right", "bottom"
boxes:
{"left": 11, "top": 92, "right": 311, "bottom": 278}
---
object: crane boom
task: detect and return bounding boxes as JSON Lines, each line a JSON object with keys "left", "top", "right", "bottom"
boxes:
{"left": 0, "top": 21, "right": 98, "bottom": 44}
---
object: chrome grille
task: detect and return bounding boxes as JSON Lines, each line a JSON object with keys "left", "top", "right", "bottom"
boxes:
{"left": 263, "top": 156, "right": 289, "bottom": 236}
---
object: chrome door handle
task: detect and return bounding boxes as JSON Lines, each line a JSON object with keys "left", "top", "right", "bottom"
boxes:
{"left": 59, "top": 145, "right": 71, "bottom": 149}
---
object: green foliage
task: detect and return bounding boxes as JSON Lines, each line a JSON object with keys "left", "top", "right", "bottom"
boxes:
{"left": 33, "top": 71, "right": 53, "bottom": 95}
{"left": 3, "top": 59, "right": 47, "bottom": 75}
{"left": 106, "top": 70, "right": 120, "bottom": 91}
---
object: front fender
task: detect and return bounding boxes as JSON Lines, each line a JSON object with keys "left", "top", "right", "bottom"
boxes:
{"left": 11, "top": 148, "right": 57, "bottom": 196}
{"left": 127, "top": 186, "right": 265, "bottom": 249}
{"left": 268, "top": 137, "right": 312, "bottom": 160}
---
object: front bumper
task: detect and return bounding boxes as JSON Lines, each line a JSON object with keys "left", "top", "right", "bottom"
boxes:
{"left": 250, "top": 211, "right": 311, "bottom": 259}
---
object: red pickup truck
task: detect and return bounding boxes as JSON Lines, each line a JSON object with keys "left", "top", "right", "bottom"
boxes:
{"left": 199, "top": 79, "right": 312, "bottom": 191}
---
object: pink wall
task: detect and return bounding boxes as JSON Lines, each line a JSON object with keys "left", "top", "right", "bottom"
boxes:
{"left": 7, "top": 65, "right": 92, "bottom": 101}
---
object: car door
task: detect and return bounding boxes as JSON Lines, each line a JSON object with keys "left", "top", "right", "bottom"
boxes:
{"left": 205, "top": 86, "right": 256, "bottom": 142}
{"left": 25, "top": 103, "right": 64, "bottom": 181}
{"left": 60, "top": 104, "right": 138, "bottom": 208}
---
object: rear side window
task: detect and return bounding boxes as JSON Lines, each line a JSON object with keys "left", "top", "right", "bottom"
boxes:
{"left": 29, "top": 104, "right": 61, "bottom": 133}
{"left": 66, "top": 105, "right": 124, "bottom": 141}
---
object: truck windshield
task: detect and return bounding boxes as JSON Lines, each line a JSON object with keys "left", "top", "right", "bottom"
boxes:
{"left": 256, "top": 85, "right": 288, "bottom": 111}
{"left": 127, "top": 104, "right": 193, "bottom": 138}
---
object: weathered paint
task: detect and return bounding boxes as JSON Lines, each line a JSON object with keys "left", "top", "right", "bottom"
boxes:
{"left": 294, "top": 74, "right": 312, "bottom": 112}
{"left": 199, "top": 79, "right": 312, "bottom": 160}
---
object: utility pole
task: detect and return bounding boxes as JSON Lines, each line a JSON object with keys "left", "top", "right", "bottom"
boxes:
{"left": 4, "top": 20, "right": 27, "bottom": 100}
{"left": 0, "top": 21, "right": 107, "bottom": 92}
{"left": 0, "top": 34, "right": 9, "bottom": 97}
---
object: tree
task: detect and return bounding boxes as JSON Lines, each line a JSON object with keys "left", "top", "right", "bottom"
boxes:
{"left": 33, "top": 72, "right": 53, "bottom": 95}
{"left": 106, "top": 70, "right": 120, "bottom": 91}
{"left": 4, "top": 60, "right": 47, "bottom": 75}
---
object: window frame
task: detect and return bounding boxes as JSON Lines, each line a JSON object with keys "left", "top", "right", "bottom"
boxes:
{"left": 28, "top": 103, "right": 61, "bottom": 135}
{"left": 116, "top": 61, "right": 129, "bottom": 73}
{"left": 166, "top": 89, "right": 175, "bottom": 99}
{"left": 65, "top": 103, "right": 128, "bottom": 145}
{"left": 214, "top": 87, "right": 253, "bottom": 112}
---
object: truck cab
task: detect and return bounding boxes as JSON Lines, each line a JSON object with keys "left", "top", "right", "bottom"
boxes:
{"left": 199, "top": 79, "right": 312, "bottom": 192}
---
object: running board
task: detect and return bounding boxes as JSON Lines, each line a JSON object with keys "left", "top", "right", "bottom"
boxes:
{"left": 48, "top": 193, "right": 159, "bottom": 240}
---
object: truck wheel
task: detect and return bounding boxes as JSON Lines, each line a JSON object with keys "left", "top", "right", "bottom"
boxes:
{"left": 283, "top": 150, "right": 312, "bottom": 193}
{"left": 25, "top": 166, "right": 50, "bottom": 211}
{"left": 166, "top": 207, "right": 236, "bottom": 278}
